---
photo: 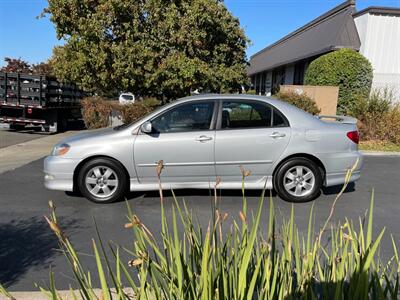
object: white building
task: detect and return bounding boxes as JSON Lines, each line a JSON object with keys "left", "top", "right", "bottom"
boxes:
{"left": 354, "top": 7, "right": 400, "bottom": 99}
{"left": 248, "top": 1, "right": 400, "bottom": 101}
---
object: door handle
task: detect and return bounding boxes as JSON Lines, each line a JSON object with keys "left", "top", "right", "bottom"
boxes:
{"left": 196, "top": 135, "right": 213, "bottom": 142}
{"left": 270, "top": 132, "right": 286, "bottom": 138}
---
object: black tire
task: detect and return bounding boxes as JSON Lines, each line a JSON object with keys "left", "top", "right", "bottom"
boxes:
{"left": 273, "top": 158, "right": 323, "bottom": 203}
{"left": 77, "top": 158, "right": 128, "bottom": 204}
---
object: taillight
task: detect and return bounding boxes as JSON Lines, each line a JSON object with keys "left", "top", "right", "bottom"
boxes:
{"left": 27, "top": 108, "right": 33, "bottom": 114}
{"left": 347, "top": 131, "right": 359, "bottom": 144}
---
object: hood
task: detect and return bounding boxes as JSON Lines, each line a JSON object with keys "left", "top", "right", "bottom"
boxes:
{"left": 58, "top": 127, "right": 117, "bottom": 145}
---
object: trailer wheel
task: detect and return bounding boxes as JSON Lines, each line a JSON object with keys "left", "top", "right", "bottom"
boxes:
{"left": 58, "top": 115, "right": 68, "bottom": 132}
{"left": 10, "top": 124, "right": 25, "bottom": 131}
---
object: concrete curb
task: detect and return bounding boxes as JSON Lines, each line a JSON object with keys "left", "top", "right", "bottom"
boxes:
{"left": 361, "top": 150, "right": 400, "bottom": 157}
{"left": 0, "top": 131, "right": 83, "bottom": 174}
{"left": 0, "top": 288, "right": 135, "bottom": 300}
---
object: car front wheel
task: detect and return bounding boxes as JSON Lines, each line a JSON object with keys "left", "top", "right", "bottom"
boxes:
{"left": 78, "top": 158, "right": 127, "bottom": 204}
{"left": 274, "top": 158, "right": 323, "bottom": 203}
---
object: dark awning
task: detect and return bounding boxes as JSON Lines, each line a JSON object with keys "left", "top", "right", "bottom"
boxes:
{"left": 247, "top": 0, "right": 361, "bottom": 76}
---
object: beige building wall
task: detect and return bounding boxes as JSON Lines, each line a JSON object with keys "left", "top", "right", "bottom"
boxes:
{"left": 280, "top": 85, "right": 339, "bottom": 115}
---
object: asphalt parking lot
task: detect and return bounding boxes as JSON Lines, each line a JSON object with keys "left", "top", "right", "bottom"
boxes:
{"left": 0, "top": 154, "right": 399, "bottom": 291}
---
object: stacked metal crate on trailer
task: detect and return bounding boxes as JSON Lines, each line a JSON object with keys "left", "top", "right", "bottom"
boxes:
{"left": 0, "top": 72, "right": 84, "bottom": 132}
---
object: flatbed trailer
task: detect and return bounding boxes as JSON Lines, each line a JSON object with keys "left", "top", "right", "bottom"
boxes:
{"left": 0, "top": 72, "right": 84, "bottom": 132}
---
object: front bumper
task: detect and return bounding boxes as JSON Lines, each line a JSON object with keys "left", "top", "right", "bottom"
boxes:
{"left": 319, "top": 151, "right": 364, "bottom": 187}
{"left": 43, "top": 156, "right": 82, "bottom": 192}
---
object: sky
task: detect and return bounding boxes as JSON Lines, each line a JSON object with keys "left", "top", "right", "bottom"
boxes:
{"left": 0, "top": 0, "right": 399, "bottom": 66}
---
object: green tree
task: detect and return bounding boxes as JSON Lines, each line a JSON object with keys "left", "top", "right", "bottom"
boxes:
{"left": 45, "top": 0, "right": 249, "bottom": 99}
{"left": 304, "top": 49, "right": 373, "bottom": 114}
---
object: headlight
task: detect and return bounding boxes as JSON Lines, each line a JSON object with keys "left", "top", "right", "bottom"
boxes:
{"left": 52, "top": 143, "right": 70, "bottom": 156}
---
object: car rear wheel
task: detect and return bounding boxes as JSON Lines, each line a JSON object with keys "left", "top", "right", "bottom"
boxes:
{"left": 274, "top": 158, "right": 323, "bottom": 203}
{"left": 78, "top": 158, "right": 127, "bottom": 204}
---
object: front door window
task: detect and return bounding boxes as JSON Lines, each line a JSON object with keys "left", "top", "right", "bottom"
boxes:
{"left": 152, "top": 102, "right": 215, "bottom": 133}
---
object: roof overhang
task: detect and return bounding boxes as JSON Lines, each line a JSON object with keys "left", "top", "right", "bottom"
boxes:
{"left": 353, "top": 6, "right": 400, "bottom": 18}
{"left": 248, "top": 0, "right": 361, "bottom": 76}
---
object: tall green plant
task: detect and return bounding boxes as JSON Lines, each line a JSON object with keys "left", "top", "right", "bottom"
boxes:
{"left": 1, "top": 163, "right": 399, "bottom": 299}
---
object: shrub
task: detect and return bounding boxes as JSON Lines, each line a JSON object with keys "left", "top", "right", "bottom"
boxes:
{"left": 81, "top": 97, "right": 113, "bottom": 129}
{"left": 275, "top": 90, "right": 321, "bottom": 115}
{"left": 81, "top": 97, "right": 159, "bottom": 129}
{"left": 244, "top": 89, "right": 257, "bottom": 95}
{"left": 304, "top": 49, "right": 373, "bottom": 114}
{"left": 351, "top": 89, "right": 400, "bottom": 144}
{"left": 142, "top": 97, "right": 162, "bottom": 108}
{"left": 119, "top": 102, "right": 153, "bottom": 124}
{"left": 349, "top": 89, "right": 393, "bottom": 118}
{"left": 2, "top": 164, "right": 399, "bottom": 299}
{"left": 380, "top": 105, "right": 400, "bottom": 144}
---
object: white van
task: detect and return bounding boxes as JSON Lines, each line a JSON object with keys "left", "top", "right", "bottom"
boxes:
{"left": 119, "top": 93, "right": 135, "bottom": 105}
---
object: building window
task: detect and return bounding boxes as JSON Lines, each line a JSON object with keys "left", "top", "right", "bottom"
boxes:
{"left": 294, "top": 62, "right": 305, "bottom": 85}
{"left": 272, "top": 67, "right": 285, "bottom": 94}
{"left": 261, "top": 72, "right": 266, "bottom": 95}
{"left": 254, "top": 74, "right": 260, "bottom": 94}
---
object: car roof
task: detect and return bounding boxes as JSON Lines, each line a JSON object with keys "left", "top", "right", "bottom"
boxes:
{"left": 175, "top": 94, "right": 321, "bottom": 126}
{"left": 177, "top": 94, "right": 293, "bottom": 108}
{"left": 128, "top": 94, "right": 323, "bottom": 130}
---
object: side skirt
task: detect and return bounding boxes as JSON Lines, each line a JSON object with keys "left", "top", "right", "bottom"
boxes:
{"left": 129, "top": 176, "right": 273, "bottom": 191}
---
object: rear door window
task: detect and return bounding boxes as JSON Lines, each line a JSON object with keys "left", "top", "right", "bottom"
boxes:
{"left": 221, "top": 100, "right": 288, "bottom": 129}
{"left": 221, "top": 101, "right": 271, "bottom": 129}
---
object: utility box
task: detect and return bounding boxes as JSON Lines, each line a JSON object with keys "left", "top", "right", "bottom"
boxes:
{"left": 280, "top": 85, "right": 339, "bottom": 115}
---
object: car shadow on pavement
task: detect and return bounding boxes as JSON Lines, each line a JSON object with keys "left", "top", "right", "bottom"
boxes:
{"left": 0, "top": 216, "right": 79, "bottom": 287}
{"left": 126, "top": 188, "right": 275, "bottom": 201}
{"left": 322, "top": 182, "right": 355, "bottom": 195}
{"left": 125, "top": 184, "right": 356, "bottom": 202}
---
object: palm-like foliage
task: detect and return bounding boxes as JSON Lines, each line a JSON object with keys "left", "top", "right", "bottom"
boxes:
{"left": 1, "top": 163, "right": 399, "bottom": 299}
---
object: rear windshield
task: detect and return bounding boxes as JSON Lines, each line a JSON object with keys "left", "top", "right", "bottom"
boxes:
{"left": 122, "top": 95, "right": 134, "bottom": 100}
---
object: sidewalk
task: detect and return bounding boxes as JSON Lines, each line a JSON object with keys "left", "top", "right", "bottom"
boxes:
{"left": 361, "top": 150, "right": 400, "bottom": 156}
{"left": 0, "top": 131, "right": 83, "bottom": 174}
{"left": 0, "top": 288, "right": 135, "bottom": 300}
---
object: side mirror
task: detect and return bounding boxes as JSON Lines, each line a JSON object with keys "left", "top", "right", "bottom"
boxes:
{"left": 140, "top": 121, "right": 152, "bottom": 134}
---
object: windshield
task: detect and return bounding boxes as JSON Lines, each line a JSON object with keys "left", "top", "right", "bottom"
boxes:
{"left": 121, "top": 95, "right": 134, "bottom": 100}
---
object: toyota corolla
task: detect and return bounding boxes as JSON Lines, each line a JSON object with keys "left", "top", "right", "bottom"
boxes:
{"left": 44, "top": 94, "right": 363, "bottom": 203}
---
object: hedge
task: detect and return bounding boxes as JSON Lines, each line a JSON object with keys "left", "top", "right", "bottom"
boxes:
{"left": 304, "top": 49, "right": 373, "bottom": 114}
{"left": 275, "top": 90, "right": 321, "bottom": 115}
{"left": 350, "top": 89, "right": 400, "bottom": 144}
{"left": 81, "top": 97, "right": 157, "bottom": 129}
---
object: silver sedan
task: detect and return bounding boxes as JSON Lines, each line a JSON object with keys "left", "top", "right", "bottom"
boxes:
{"left": 44, "top": 94, "right": 363, "bottom": 203}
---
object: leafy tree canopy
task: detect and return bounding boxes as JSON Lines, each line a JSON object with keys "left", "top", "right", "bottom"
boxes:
{"left": 45, "top": 0, "right": 249, "bottom": 99}
{"left": 304, "top": 49, "right": 373, "bottom": 114}
{"left": 1, "top": 57, "right": 54, "bottom": 75}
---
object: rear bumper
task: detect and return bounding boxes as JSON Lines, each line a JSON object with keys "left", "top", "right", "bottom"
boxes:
{"left": 318, "top": 151, "right": 364, "bottom": 187}
{"left": 0, "top": 116, "right": 46, "bottom": 124}
{"left": 43, "top": 156, "right": 81, "bottom": 192}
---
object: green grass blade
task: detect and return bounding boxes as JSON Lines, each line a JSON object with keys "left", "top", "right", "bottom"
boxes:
{"left": 92, "top": 239, "right": 111, "bottom": 300}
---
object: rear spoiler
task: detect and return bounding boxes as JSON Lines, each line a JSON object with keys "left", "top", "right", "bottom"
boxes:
{"left": 316, "top": 115, "right": 358, "bottom": 125}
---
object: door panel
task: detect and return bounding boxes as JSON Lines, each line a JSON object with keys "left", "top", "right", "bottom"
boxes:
{"left": 215, "top": 128, "right": 290, "bottom": 181}
{"left": 133, "top": 100, "right": 216, "bottom": 183}
{"left": 134, "top": 131, "right": 215, "bottom": 183}
{"left": 215, "top": 100, "right": 291, "bottom": 181}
